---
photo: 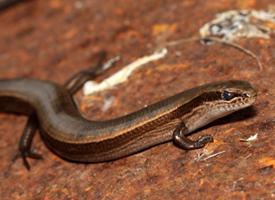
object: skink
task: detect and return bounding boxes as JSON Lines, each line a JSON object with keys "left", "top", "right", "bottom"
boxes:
{"left": 0, "top": 74, "right": 256, "bottom": 167}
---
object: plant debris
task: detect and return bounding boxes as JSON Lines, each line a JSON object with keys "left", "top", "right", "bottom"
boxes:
{"left": 200, "top": 8, "right": 275, "bottom": 41}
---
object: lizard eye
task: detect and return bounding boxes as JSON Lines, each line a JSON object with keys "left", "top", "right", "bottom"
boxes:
{"left": 222, "top": 91, "right": 235, "bottom": 101}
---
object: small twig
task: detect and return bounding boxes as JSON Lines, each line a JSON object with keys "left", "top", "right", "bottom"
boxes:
{"left": 165, "top": 36, "right": 201, "bottom": 47}
{"left": 202, "top": 150, "right": 226, "bottom": 161}
{"left": 165, "top": 36, "right": 263, "bottom": 71}
{"left": 195, "top": 150, "right": 226, "bottom": 161}
{"left": 202, "top": 37, "right": 263, "bottom": 71}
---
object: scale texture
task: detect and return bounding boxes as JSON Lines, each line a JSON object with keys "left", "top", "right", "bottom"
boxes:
{"left": 0, "top": 0, "right": 274, "bottom": 199}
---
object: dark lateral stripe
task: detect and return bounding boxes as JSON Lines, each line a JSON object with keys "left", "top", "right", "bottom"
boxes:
{"left": 176, "top": 91, "right": 222, "bottom": 117}
{"left": 45, "top": 91, "right": 224, "bottom": 155}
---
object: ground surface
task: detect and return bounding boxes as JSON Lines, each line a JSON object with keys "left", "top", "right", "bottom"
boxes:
{"left": 0, "top": 0, "right": 274, "bottom": 199}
